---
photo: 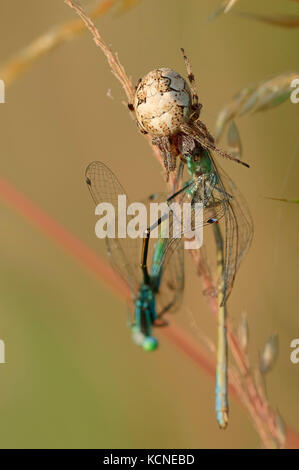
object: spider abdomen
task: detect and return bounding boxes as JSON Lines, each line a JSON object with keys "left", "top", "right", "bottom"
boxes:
{"left": 134, "top": 68, "right": 191, "bottom": 137}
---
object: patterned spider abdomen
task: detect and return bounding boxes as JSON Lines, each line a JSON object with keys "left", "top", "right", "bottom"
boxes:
{"left": 134, "top": 68, "right": 191, "bottom": 137}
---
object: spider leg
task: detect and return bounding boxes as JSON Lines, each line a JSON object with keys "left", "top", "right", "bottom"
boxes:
{"left": 164, "top": 138, "right": 177, "bottom": 174}
{"left": 152, "top": 136, "right": 177, "bottom": 179}
{"left": 136, "top": 120, "right": 148, "bottom": 135}
{"left": 135, "top": 77, "right": 142, "bottom": 90}
{"left": 181, "top": 48, "right": 202, "bottom": 121}
{"left": 196, "top": 120, "right": 215, "bottom": 144}
{"left": 180, "top": 123, "right": 250, "bottom": 168}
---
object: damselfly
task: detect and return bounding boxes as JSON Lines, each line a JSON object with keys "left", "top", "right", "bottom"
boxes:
{"left": 182, "top": 146, "right": 253, "bottom": 428}
{"left": 85, "top": 161, "right": 185, "bottom": 351}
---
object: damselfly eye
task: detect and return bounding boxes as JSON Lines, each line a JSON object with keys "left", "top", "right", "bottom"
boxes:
{"left": 142, "top": 337, "right": 158, "bottom": 352}
{"left": 134, "top": 68, "right": 192, "bottom": 137}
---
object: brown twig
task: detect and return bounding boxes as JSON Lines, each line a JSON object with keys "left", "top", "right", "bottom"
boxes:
{"left": 64, "top": 0, "right": 175, "bottom": 183}
{"left": 65, "top": 0, "right": 135, "bottom": 103}
{"left": 191, "top": 249, "right": 285, "bottom": 447}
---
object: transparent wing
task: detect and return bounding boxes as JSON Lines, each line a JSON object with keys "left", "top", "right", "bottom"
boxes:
{"left": 212, "top": 158, "right": 254, "bottom": 304}
{"left": 150, "top": 171, "right": 229, "bottom": 272}
{"left": 144, "top": 194, "right": 184, "bottom": 316}
{"left": 144, "top": 155, "right": 252, "bottom": 306}
{"left": 155, "top": 237, "right": 184, "bottom": 317}
{"left": 85, "top": 161, "right": 142, "bottom": 295}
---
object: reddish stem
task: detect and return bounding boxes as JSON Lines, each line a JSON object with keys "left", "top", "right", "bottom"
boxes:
{"left": 0, "top": 174, "right": 298, "bottom": 448}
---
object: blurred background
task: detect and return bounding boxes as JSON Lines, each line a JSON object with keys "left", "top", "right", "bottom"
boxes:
{"left": 0, "top": 0, "right": 298, "bottom": 449}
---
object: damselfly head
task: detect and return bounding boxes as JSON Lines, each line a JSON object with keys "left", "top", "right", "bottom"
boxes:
{"left": 131, "top": 326, "right": 158, "bottom": 351}
{"left": 142, "top": 336, "right": 158, "bottom": 352}
{"left": 134, "top": 68, "right": 192, "bottom": 137}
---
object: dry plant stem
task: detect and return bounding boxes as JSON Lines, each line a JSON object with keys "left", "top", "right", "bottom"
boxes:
{"left": 64, "top": 0, "right": 299, "bottom": 447}
{"left": 0, "top": 0, "right": 119, "bottom": 86}
{"left": 64, "top": 0, "right": 170, "bottom": 180}
{"left": 191, "top": 247, "right": 284, "bottom": 447}
{"left": 65, "top": 0, "right": 135, "bottom": 103}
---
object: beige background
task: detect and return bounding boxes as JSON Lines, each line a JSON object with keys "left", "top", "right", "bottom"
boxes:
{"left": 0, "top": 0, "right": 298, "bottom": 448}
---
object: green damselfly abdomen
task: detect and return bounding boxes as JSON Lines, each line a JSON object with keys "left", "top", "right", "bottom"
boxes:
{"left": 132, "top": 284, "right": 158, "bottom": 351}
{"left": 182, "top": 144, "right": 253, "bottom": 429}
